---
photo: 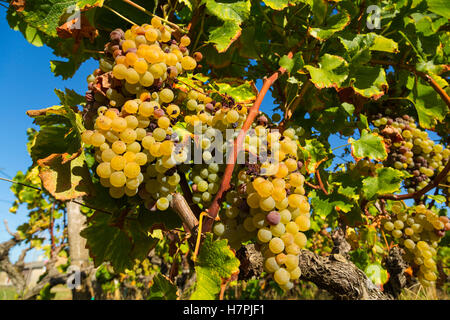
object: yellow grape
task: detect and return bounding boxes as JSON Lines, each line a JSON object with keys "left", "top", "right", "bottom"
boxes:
{"left": 91, "top": 132, "right": 105, "bottom": 147}
{"left": 295, "top": 215, "right": 310, "bottom": 232}
{"left": 111, "top": 156, "right": 126, "bottom": 171}
{"left": 96, "top": 162, "right": 112, "bottom": 178}
{"left": 110, "top": 171, "right": 127, "bottom": 187}
{"left": 112, "top": 141, "right": 127, "bottom": 154}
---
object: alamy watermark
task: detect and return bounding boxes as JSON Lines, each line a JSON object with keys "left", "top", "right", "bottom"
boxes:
{"left": 366, "top": 5, "right": 381, "bottom": 30}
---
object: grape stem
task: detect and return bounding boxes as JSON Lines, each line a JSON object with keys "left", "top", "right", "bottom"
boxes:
{"left": 304, "top": 180, "right": 321, "bottom": 190}
{"left": 201, "top": 52, "right": 295, "bottom": 234}
{"left": 103, "top": 5, "right": 137, "bottom": 26}
{"left": 179, "top": 173, "right": 202, "bottom": 217}
{"left": 379, "top": 160, "right": 450, "bottom": 201}
{"left": 315, "top": 169, "right": 329, "bottom": 196}
{"left": 370, "top": 59, "right": 450, "bottom": 108}
{"left": 0, "top": 177, "right": 115, "bottom": 216}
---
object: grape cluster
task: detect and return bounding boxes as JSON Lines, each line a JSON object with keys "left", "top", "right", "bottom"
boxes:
{"left": 383, "top": 203, "right": 449, "bottom": 287}
{"left": 213, "top": 124, "right": 310, "bottom": 291}
{"left": 373, "top": 115, "right": 449, "bottom": 194}
{"left": 81, "top": 18, "right": 200, "bottom": 210}
{"left": 184, "top": 92, "right": 249, "bottom": 208}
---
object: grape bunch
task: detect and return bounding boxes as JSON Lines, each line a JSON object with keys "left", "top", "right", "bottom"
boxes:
{"left": 383, "top": 202, "right": 449, "bottom": 287}
{"left": 81, "top": 18, "right": 200, "bottom": 210}
{"left": 372, "top": 115, "right": 449, "bottom": 194}
{"left": 183, "top": 93, "right": 249, "bottom": 208}
{"left": 213, "top": 123, "right": 310, "bottom": 291}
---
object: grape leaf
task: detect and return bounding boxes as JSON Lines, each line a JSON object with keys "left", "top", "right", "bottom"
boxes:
{"left": 203, "top": 0, "right": 251, "bottom": 24}
{"left": 50, "top": 57, "right": 88, "bottom": 80}
{"left": 346, "top": 65, "right": 388, "bottom": 99}
{"left": 137, "top": 206, "right": 183, "bottom": 231}
{"left": 81, "top": 212, "right": 134, "bottom": 272}
{"left": 309, "top": 11, "right": 351, "bottom": 41}
{"left": 212, "top": 78, "right": 257, "bottom": 103}
{"left": 148, "top": 274, "right": 178, "bottom": 300}
{"left": 427, "top": 0, "right": 450, "bottom": 19}
{"left": 301, "top": 139, "right": 329, "bottom": 173}
{"left": 305, "top": 54, "right": 349, "bottom": 89}
{"left": 81, "top": 211, "right": 160, "bottom": 272}
{"left": 310, "top": 190, "right": 354, "bottom": 220}
{"left": 37, "top": 152, "right": 92, "bottom": 200}
{"left": 406, "top": 75, "right": 449, "bottom": 129}
{"left": 190, "top": 233, "right": 240, "bottom": 300}
{"left": 427, "top": 194, "right": 446, "bottom": 204}
{"left": 365, "top": 263, "right": 388, "bottom": 286}
{"left": 262, "top": 0, "right": 290, "bottom": 10}
{"left": 27, "top": 105, "right": 85, "bottom": 162}
{"left": 208, "top": 21, "right": 242, "bottom": 53}
{"left": 54, "top": 88, "right": 85, "bottom": 107}
{"left": 279, "top": 52, "right": 304, "bottom": 73}
{"left": 362, "top": 167, "right": 405, "bottom": 199}
{"left": 311, "top": 0, "right": 327, "bottom": 25}
{"left": 349, "top": 129, "right": 387, "bottom": 161}
{"left": 20, "top": 0, "right": 78, "bottom": 37}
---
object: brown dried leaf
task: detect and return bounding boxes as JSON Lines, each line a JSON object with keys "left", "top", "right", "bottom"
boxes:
{"left": 37, "top": 152, "right": 92, "bottom": 201}
{"left": 11, "top": 0, "right": 25, "bottom": 12}
{"left": 56, "top": 14, "right": 98, "bottom": 53}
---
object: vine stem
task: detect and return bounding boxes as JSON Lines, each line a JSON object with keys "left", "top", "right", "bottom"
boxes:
{"left": 0, "top": 177, "right": 114, "bottom": 215}
{"left": 201, "top": 52, "right": 294, "bottom": 234}
{"left": 315, "top": 170, "right": 329, "bottom": 196}
{"left": 103, "top": 5, "right": 137, "bottom": 26}
{"left": 370, "top": 59, "right": 450, "bottom": 108}
{"left": 379, "top": 160, "right": 450, "bottom": 201}
{"left": 121, "top": 0, "right": 187, "bottom": 33}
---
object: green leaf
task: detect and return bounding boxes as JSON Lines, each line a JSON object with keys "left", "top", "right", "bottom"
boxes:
{"left": 349, "top": 129, "right": 387, "bottom": 161}
{"left": 137, "top": 206, "right": 183, "bottom": 231}
{"left": 7, "top": 10, "right": 45, "bottom": 47}
{"left": 27, "top": 105, "right": 85, "bottom": 162}
{"left": 346, "top": 65, "right": 388, "bottom": 99}
{"left": 208, "top": 21, "right": 241, "bottom": 53}
{"left": 311, "top": 190, "right": 354, "bottom": 219}
{"left": 369, "top": 35, "right": 399, "bottom": 53}
{"left": 20, "top": 0, "right": 77, "bottom": 37}
{"left": 305, "top": 54, "right": 349, "bottom": 89}
{"left": 406, "top": 76, "right": 449, "bottom": 129}
{"left": 311, "top": 0, "right": 327, "bottom": 25}
{"left": 190, "top": 234, "right": 240, "bottom": 300}
{"left": 309, "top": 11, "right": 351, "bottom": 41}
{"left": 51, "top": 58, "right": 86, "bottom": 80}
{"left": 302, "top": 139, "right": 329, "bottom": 173}
{"left": 279, "top": 55, "right": 294, "bottom": 72}
{"left": 365, "top": 263, "right": 388, "bottom": 286}
{"left": 212, "top": 78, "right": 257, "bottom": 103}
{"left": 427, "top": 0, "right": 450, "bottom": 19}
{"left": 54, "top": 88, "right": 85, "bottom": 107}
{"left": 262, "top": 0, "right": 290, "bottom": 10}
{"left": 77, "top": 0, "right": 104, "bottom": 8}
{"left": 428, "top": 194, "right": 446, "bottom": 204}
{"left": 362, "top": 167, "right": 405, "bottom": 199}
{"left": 148, "top": 274, "right": 178, "bottom": 300}
{"left": 81, "top": 210, "right": 159, "bottom": 272}
{"left": 81, "top": 212, "right": 134, "bottom": 272}
{"left": 203, "top": 0, "right": 251, "bottom": 24}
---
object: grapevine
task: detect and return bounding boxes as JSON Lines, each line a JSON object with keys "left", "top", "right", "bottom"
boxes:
{"left": 1, "top": 0, "right": 449, "bottom": 301}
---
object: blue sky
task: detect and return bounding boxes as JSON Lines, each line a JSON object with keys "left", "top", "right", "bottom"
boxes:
{"left": 0, "top": 9, "right": 98, "bottom": 262}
